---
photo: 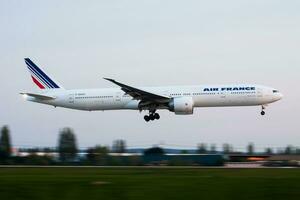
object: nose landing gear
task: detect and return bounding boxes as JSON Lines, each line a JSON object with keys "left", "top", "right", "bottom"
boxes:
{"left": 144, "top": 112, "right": 160, "bottom": 122}
{"left": 261, "top": 105, "right": 267, "bottom": 116}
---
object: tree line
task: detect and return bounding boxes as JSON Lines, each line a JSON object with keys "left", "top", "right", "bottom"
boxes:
{"left": 195, "top": 142, "right": 300, "bottom": 155}
{"left": 1, "top": 125, "right": 300, "bottom": 165}
{"left": 0, "top": 126, "right": 128, "bottom": 165}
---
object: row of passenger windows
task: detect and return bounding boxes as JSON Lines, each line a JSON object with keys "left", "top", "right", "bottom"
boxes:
{"left": 75, "top": 96, "right": 113, "bottom": 99}
{"left": 231, "top": 91, "right": 256, "bottom": 94}
{"left": 74, "top": 91, "right": 257, "bottom": 100}
{"left": 170, "top": 92, "right": 256, "bottom": 96}
{"left": 170, "top": 93, "right": 202, "bottom": 96}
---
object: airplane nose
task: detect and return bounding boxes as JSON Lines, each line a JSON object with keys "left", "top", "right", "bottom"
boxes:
{"left": 275, "top": 93, "right": 283, "bottom": 101}
{"left": 279, "top": 93, "right": 283, "bottom": 100}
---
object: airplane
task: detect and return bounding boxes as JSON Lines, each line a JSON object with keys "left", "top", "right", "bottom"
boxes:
{"left": 21, "top": 58, "right": 283, "bottom": 122}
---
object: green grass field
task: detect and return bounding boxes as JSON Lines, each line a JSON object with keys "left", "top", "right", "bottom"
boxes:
{"left": 0, "top": 167, "right": 299, "bottom": 200}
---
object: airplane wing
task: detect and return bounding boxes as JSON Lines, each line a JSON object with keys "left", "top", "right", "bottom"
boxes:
{"left": 20, "top": 93, "right": 56, "bottom": 100}
{"left": 104, "top": 78, "right": 170, "bottom": 103}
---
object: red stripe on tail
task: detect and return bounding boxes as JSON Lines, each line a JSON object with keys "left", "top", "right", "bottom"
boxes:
{"left": 31, "top": 75, "right": 45, "bottom": 89}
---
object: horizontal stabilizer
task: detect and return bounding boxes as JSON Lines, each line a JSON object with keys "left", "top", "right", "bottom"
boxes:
{"left": 20, "top": 93, "right": 56, "bottom": 100}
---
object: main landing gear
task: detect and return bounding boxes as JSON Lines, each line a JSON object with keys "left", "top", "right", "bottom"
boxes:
{"left": 144, "top": 112, "right": 160, "bottom": 122}
{"left": 261, "top": 105, "right": 266, "bottom": 116}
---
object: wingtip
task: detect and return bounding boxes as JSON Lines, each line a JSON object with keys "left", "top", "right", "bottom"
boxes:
{"left": 103, "top": 77, "right": 114, "bottom": 82}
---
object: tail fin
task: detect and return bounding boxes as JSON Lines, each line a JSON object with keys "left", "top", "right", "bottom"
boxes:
{"left": 24, "top": 58, "right": 64, "bottom": 90}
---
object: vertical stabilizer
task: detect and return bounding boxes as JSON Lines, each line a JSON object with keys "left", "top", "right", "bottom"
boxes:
{"left": 24, "top": 58, "right": 64, "bottom": 90}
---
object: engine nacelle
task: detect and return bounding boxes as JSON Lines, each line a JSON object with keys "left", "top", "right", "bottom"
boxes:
{"left": 169, "top": 97, "right": 194, "bottom": 115}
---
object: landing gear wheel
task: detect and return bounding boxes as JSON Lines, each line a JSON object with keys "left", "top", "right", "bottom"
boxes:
{"left": 144, "top": 115, "right": 150, "bottom": 122}
{"left": 154, "top": 113, "right": 160, "bottom": 120}
{"left": 261, "top": 105, "right": 266, "bottom": 116}
{"left": 144, "top": 109, "right": 160, "bottom": 121}
{"left": 150, "top": 114, "right": 155, "bottom": 121}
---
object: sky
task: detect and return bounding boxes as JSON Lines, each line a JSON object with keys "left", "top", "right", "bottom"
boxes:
{"left": 0, "top": 0, "right": 299, "bottom": 151}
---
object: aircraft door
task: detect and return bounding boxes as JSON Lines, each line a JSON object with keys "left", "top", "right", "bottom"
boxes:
{"left": 220, "top": 90, "right": 226, "bottom": 99}
{"left": 68, "top": 93, "right": 74, "bottom": 104}
{"left": 257, "top": 88, "right": 263, "bottom": 98}
{"left": 115, "top": 92, "right": 121, "bottom": 102}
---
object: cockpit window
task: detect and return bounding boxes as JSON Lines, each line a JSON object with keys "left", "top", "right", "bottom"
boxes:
{"left": 273, "top": 90, "right": 279, "bottom": 93}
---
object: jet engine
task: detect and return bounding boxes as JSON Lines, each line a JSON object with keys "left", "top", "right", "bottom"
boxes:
{"left": 168, "top": 97, "right": 194, "bottom": 115}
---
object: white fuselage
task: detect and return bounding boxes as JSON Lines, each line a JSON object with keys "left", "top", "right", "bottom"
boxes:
{"left": 25, "top": 84, "right": 283, "bottom": 112}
